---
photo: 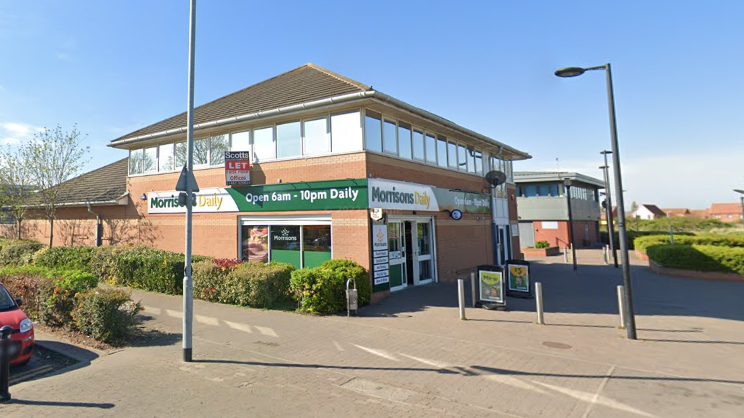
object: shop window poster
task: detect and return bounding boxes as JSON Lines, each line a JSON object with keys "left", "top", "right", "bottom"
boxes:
{"left": 479, "top": 271, "right": 504, "bottom": 303}
{"left": 242, "top": 226, "right": 268, "bottom": 263}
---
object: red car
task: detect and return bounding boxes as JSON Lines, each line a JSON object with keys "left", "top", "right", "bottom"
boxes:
{"left": 0, "top": 283, "right": 34, "bottom": 366}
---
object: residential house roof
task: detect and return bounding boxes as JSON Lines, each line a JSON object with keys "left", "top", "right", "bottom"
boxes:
{"left": 663, "top": 208, "right": 691, "bottom": 217}
{"left": 639, "top": 204, "right": 667, "bottom": 218}
{"left": 709, "top": 203, "right": 742, "bottom": 215}
{"left": 109, "top": 63, "right": 530, "bottom": 160}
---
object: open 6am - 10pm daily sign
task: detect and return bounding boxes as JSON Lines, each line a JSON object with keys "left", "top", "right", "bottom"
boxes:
{"left": 225, "top": 151, "right": 251, "bottom": 185}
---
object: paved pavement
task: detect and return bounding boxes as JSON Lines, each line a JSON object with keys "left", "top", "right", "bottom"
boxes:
{"left": 3, "top": 249, "right": 744, "bottom": 417}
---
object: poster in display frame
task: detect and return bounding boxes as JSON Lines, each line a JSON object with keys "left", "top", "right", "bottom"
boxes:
{"left": 477, "top": 265, "right": 505, "bottom": 310}
{"left": 505, "top": 260, "right": 532, "bottom": 299}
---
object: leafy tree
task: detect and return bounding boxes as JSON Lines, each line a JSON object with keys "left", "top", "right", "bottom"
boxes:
{"left": 0, "top": 147, "right": 34, "bottom": 239}
{"left": 20, "top": 124, "right": 89, "bottom": 248}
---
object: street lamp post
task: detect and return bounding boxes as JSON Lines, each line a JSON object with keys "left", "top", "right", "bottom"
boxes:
{"left": 734, "top": 189, "right": 744, "bottom": 234}
{"left": 600, "top": 150, "right": 618, "bottom": 268}
{"left": 555, "top": 63, "right": 637, "bottom": 340}
{"left": 563, "top": 178, "right": 578, "bottom": 270}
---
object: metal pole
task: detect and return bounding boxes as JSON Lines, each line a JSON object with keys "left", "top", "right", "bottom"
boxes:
{"left": 470, "top": 272, "right": 477, "bottom": 308}
{"left": 458, "top": 279, "right": 467, "bottom": 320}
{"left": 565, "top": 184, "right": 577, "bottom": 270}
{"left": 616, "top": 285, "right": 627, "bottom": 329}
{"left": 0, "top": 325, "right": 12, "bottom": 403}
{"left": 183, "top": 0, "right": 197, "bottom": 362}
{"left": 535, "top": 282, "right": 545, "bottom": 325}
{"left": 605, "top": 63, "right": 637, "bottom": 339}
{"left": 600, "top": 153, "right": 618, "bottom": 267}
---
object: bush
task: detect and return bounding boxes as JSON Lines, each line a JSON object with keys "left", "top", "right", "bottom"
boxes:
{"left": 192, "top": 260, "right": 294, "bottom": 309}
{"left": 72, "top": 288, "right": 142, "bottom": 343}
{"left": 0, "top": 240, "right": 44, "bottom": 266}
{"left": 647, "top": 244, "right": 744, "bottom": 275}
{"left": 535, "top": 241, "right": 550, "bottom": 249}
{"left": 35, "top": 246, "right": 95, "bottom": 272}
{"left": 602, "top": 230, "right": 694, "bottom": 249}
{"left": 89, "top": 246, "right": 209, "bottom": 295}
{"left": 290, "top": 259, "right": 370, "bottom": 314}
{"left": 0, "top": 266, "right": 98, "bottom": 326}
{"left": 634, "top": 234, "right": 744, "bottom": 253}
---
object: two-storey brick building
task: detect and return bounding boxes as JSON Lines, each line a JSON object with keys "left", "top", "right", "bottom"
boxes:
{"left": 13, "top": 64, "right": 530, "bottom": 299}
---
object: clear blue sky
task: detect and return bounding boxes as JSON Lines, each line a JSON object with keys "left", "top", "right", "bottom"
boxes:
{"left": 1, "top": 1, "right": 742, "bottom": 209}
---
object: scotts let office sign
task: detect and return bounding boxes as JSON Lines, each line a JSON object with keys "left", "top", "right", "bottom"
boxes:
{"left": 224, "top": 151, "right": 251, "bottom": 186}
{"left": 147, "top": 179, "right": 368, "bottom": 213}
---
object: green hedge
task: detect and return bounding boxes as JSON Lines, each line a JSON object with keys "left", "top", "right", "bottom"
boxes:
{"left": 289, "top": 259, "right": 370, "bottom": 314}
{"left": 0, "top": 266, "right": 99, "bottom": 326}
{"left": 647, "top": 244, "right": 744, "bottom": 275}
{"left": 34, "top": 246, "right": 96, "bottom": 271}
{"left": 89, "top": 246, "right": 209, "bottom": 295}
{"left": 0, "top": 240, "right": 44, "bottom": 266}
{"left": 601, "top": 231, "right": 694, "bottom": 250}
{"left": 635, "top": 234, "right": 744, "bottom": 253}
{"left": 192, "top": 260, "right": 295, "bottom": 309}
{"left": 73, "top": 289, "right": 142, "bottom": 343}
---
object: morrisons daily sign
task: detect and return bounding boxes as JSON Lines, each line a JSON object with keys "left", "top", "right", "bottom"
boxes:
{"left": 147, "top": 178, "right": 489, "bottom": 214}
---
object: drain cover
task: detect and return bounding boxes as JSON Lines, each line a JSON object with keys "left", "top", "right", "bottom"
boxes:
{"left": 542, "top": 341, "right": 572, "bottom": 349}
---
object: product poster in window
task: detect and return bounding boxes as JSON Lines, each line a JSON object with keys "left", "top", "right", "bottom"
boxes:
{"left": 479, "top": 271, "right": 504, "bottom": 303}
{"left": 242, "top": 226, "right": 268, "bottom": 263}
{"left": 507, "top": 264, "right": 530, "bottom": 293}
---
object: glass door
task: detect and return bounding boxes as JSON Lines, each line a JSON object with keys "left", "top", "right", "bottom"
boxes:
{"left": 388, "top": 222, "right": 407, "bottom": 290}
{"left": 416, "top": 221, "right": 434, "bottom": 284}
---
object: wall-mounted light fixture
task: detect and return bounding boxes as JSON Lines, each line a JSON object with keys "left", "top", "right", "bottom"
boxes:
{"left": 141, "top": 193, "right": 147, "bottom": 200}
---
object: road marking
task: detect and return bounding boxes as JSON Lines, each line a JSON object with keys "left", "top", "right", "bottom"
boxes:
{"left": 582, "top": 365, "right": 615, "bottom": 418}
{"left": 142, "top": 306, "right": 161, "bottom": 315}
{"left": 195, "top": 315, "right": 220, "bottom": 326}
{"left": 332, "top": 340, "right": 344, "bottom": 351}
{"left": 10, "top": 365, "right": 53, "bottom": 384}
{"left": 224, "top": 320, "right": 253, "bottom": 333}
{"left": 532, "top": 379, "right": 655, "bottom": 418}
{"left": 254, "top": 326, "right": 278, "bottom": 338}
{"left": 398, "top": 353, "right": 451, "bottom": 369}
{"left": 353, "top": 345, "right": 399, "bottom": 362}
{"left": 165, "top": 309, "right": 183, "bottom": 319}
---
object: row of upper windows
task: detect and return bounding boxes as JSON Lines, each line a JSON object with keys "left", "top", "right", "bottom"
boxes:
{"left": 517, "top": 183, "right": 597, "bottom": 201}
{"left": 128, "top": 108, "right": 514, "bottom": 182}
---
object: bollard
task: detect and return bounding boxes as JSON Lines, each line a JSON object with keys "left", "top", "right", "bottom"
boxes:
{"left": 470, "top": 272, "right": 477, "bottom": 307}
{"left": 0, "top": 325, "right": 12, "bottom": 403}
{"left": 535, "top": 282, "right": 545, "bottom": 325}
{"left": 458, "top": 279, "right": 467, "bottom": 320}
{"left": 602, "top": 246, "right": 608, "bottom": 265}
{"left": 616, "top": 285, "right": 627, "bottom": 329}
{"left": 563, "top": 247, "right": 568, "bottom": 263}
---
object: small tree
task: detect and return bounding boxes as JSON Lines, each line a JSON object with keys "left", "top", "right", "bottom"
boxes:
{"left": 0, "top": 147, "right": 34, "bottom": 239}
{"left": 20, "top": 124, "right": 89, "bottom": 248}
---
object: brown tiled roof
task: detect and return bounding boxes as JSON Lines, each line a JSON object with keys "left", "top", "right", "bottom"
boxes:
{"left": 663, "top": 208, "right": 691, "bottom": 217}
{"left": 689, "top": 209, "right": 709, "bottom": 218}
{"left": 710, "top": 203, "right": 742, "bottom": 214}
{"left": 53, "top": 158, "right": 129, "bottom": 205}
{"left": 111, "top": 63, "right": 371, "bottom": 144}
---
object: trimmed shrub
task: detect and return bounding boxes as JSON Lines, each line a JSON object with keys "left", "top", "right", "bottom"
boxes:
{"left": 290, "top": 259, "right": 370, "bottom": 314}
{"left": 602, "top": 231, "right": 694, "bottom": 249}
{"left": 0, "top": 240, "right": 44, "bottom": 266}
{"left": 635, "top": 234, "right": 744, "bottom": 253}
{"left": 192, "top": 260, "right": 294, "bottom": 309}
{"left": 0, "top": 266, "right": 98, "bottom": 326}
{"left": 192, "top": 260, "right": 225, "bottom": 303}
{"left": 35, "top": 246, "right": 95, "bottom": 272}
{"left": 72, "top": 289, "right": 142, "bottom": 343}
{"left": 647, "top": 244, "right": 744, "bottom": 275}
{"left": 89, "top": 246, "right": 209, "bottom": 295}
{"left": 535, "top": 241, "right": 550, "bottom": 249}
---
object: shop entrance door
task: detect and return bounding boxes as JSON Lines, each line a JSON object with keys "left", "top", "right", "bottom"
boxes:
{"left": 388, "top": 218, "right": 436, "bottom": 291}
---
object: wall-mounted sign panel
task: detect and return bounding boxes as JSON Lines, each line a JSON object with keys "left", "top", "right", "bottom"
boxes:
{"left": 368, "top": 178, "right": 490, "bottom": 214}
{"left": 225, "top": 151, "right": 251, "bottom": 186}
{"left": 228, "top": 179, "right": 368, "bottom": 212}
{"left": 147, "top": 188, "right": 239, "bottom": 214}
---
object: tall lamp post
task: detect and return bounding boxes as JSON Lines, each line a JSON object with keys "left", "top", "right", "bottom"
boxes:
{"left": 563, "top": 178, "right": 578, "bottom": 270}
{"left": 555, "top": 63, "right": 637, "bottom": 340}
{"left": 600, "top": 150, "right": 618, "bottom": 267}
{"left": 734, "top": 189, "right": 744, "bottom": 234}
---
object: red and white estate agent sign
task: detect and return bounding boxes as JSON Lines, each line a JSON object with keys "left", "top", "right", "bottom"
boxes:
{"left": 225, "top": 151, "right": 251, "bottom": 186}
